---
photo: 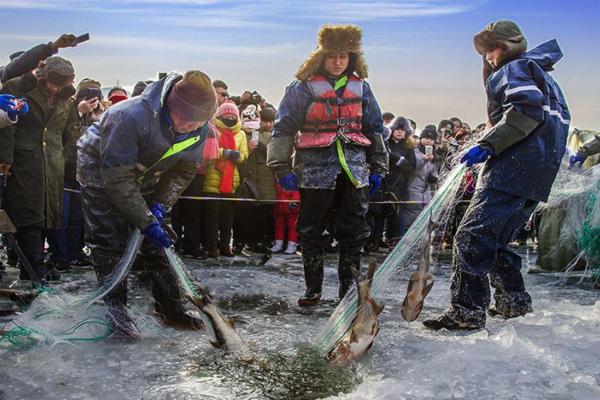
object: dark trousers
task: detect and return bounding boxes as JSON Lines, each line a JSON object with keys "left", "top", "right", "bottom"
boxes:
{"left": 47, "top": 184, "right": 85, "bottom": 263}
{"left": 385, "top": 204, "right": 405, "bottom": 241}
{"left": 172, "top": 175, "right": 205, "bottom": 255}
{"left": 203, "top": 192, "right": 235, "bottom": 249}
{"left": 298, "top": 173, "right": 370, "bottom": 249}
{"left": 451, "top": 187, "right": 538, "bottom": 311}
{"left": 15, "top": 226, "right": 45, "bottom": 277}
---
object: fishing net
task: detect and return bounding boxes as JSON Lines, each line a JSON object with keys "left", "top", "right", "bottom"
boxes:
{"left": 314, "top": 157, "right": 469, "bottom": 354}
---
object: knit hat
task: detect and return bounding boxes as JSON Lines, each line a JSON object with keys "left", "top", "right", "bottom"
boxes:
{"left": 215, "top": 101, "right": 240, "bottom": 121}
{"left": 473, "top": 20, "right": 527, "bottom": 56}
{"left": 389, "top": 116, "right": 414, "bottom": 136}
{"left": 420, "top": 125, "right": 438, "bottom": 141}
{"left": 260, "top": 107, "right": 276, "bottom": 122}
{"left": 166, "top": 70, "right": 217, "bottom": 122}
{"left": 296, "top": 24, "right": 368, "bottom": 82}
{"left": 41, "top": 56, "right": 75, "bottom": 86}
{"left": 77, "top": 78, "right": 101, "bottom": 92}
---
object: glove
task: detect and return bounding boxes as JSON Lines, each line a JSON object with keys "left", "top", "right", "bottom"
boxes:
{"left": 279, "top": 173, "right": 298, "bottom": 191}
{"left": 142, "top": 222, "right": 173, "bottom": 248}
{"left": 368, "top": 173, "right": 383, "bottom": 197}
{"left": 0, "top": 94, "right": 16, "bottom": 113}
{"left": 4, "top": 97, "right": 29, "bottom": 121}
{"left": 223, "top": 149, "right": 241, "bottom": 160}
{"left": 149, "top": 203, "right": 167, "bottom": 224}
{"left": 460, "top": 145, "right": 494, "bottom": 167}
{"left": 569, "top": 152, "right": 587, "bottom": 168}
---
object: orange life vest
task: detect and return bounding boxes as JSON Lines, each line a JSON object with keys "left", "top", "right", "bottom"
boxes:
{"left": 296, "top": 74, "right": 371, "bottom": 149}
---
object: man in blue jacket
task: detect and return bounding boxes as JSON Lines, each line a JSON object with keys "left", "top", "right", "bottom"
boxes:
{"left": 424, "top": 20, "right": 570, "bottom": 330}
{"left": 78, "top": 71, "right": 217, "bottom": 338}
{"left": 267, "top": 25, "right": 388, "bottom": 306}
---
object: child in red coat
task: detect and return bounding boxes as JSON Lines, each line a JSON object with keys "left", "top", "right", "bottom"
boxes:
{"left": 271, "top": 183, "right": 300, "bottom": 254}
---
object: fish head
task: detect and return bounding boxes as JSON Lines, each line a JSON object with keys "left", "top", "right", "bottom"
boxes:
{"left": 401, "top": 273, "right": 434, "bottom": 322}
{"left": 327, "top": 340, "right": 352, "bottom": 366}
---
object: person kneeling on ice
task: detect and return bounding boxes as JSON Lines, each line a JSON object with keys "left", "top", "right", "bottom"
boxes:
{"left": 424, "top": 20, "right": 570, "bottom": 330}
{"left": 267, "top": 24, "right": 388, "bottom": 306}
{"left": 271, "top": 182, "right": 300, "bottom": 254}
{"left": 77, "top": 70, "right": 218, "bottom": 338}
{"left": 569, "top": 133, "right": 600, "bottom": 168}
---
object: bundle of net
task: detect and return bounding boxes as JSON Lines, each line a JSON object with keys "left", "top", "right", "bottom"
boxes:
{"left": 540, "top": 160, "right": 600, "bottom": 284}
{"left": 314, "top": 142, "right": 477, "bottom": 354}
{"left": 0, "top": 230, "right": 155, "bottom": 349}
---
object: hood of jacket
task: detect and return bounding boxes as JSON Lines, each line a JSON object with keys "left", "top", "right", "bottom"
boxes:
{"left": 515, "top": 39, "right": 563, "bottom": 71}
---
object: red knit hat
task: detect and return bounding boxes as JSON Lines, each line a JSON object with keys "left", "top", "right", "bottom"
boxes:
{"left": 215, "top": 101, "right": 240, "bottom": 120}
{"left": 166, "top": 70, "right": 218, "bottom": 122}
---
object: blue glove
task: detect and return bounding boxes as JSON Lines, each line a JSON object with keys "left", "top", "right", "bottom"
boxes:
{"left": 142, "top": 222, "right": 173, "bottom": 248}
{"left": 368, "top": 173, "right": 383, "bottom": 197}
{"left": 223, "top": 149, "right": 241, "bottom": 160}
{"left": 149, "top": 203, "right": 167, "bottom": 224}
{"left": 0, "top": 94, "right": 15, "bottom": 113}
{"left": 1, "top": 96, "right": 29, "bottom": 121}
{"left": 460, "top": 145, "right": 494, "bottom": 167}
{"left": 569, "top": 152, "right": 586, "bottom": 168}
{"left": 279, "top": 173, "right": 298, "bottom": 191}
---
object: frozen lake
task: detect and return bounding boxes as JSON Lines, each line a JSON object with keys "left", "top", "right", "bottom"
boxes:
{"left": 1, "top": 246, "right": 599, "bottom": 400}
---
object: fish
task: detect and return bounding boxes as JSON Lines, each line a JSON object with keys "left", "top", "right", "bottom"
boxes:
{"left": 186, "top": 285, "right": 254, "bottom": 361}
{"left": 327, "top": 261, "right": 384, "bottom": 366}
{"left": 401, "top": 216, "right": 436, "bottom": 322}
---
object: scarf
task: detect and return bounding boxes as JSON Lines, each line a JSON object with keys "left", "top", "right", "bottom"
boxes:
{"left": 214, "top": 118, "right": 241, "bottom": 193}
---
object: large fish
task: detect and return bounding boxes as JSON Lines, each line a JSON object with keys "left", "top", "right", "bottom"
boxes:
{"left": 401, "top": 216, "right": 436, "bottom": 322}
{"left": 186, "top": 285, "right": 253, "bottom": 361}
{"left": 327, "top": 261, "right": 384, "bottom": 366}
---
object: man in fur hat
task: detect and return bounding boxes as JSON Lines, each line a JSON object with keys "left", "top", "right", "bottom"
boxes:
{"left": 424, "top": 20, "right": 570, "bottom": 330}
{"left": 267, "top": 24, "right": 388, "bottom": 306}
{"left": 77, "top": 70, "right": 218, "bottom": 338}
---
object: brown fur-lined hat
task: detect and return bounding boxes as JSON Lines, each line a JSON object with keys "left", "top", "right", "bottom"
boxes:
{"left": 473, "top": 20, "right": 527, "bottom": 56}
{"left": 296, "top": 24, "right": 368, "bottom": 82}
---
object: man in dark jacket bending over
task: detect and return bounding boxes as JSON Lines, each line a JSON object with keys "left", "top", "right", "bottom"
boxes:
{"left": 77, "top": 71, "right": 217, "bottom": 338}
{"left": 424, "top": 20, "right": 570, "bottom": 330}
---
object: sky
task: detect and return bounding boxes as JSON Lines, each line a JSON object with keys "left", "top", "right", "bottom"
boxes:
{"left": 1, "top": 0, "right": 599, "bottom": 130}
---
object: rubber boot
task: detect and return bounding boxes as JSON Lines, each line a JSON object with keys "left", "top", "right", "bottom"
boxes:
{"left": 338, "top": 246, "right": 361, "bottom": 299}
{"left": 152, "top": 265, "right": 204, "bottom": 330}
{"left": 94, "top": 254, "right": 139, "bottom": 340}
{"left": 423, "top": 271, "right": 489, "bottom": 331}
{"left": 219, "top": 245, "right": 234, "bottom": 258}
{"left": 298, "top": 246, "right": 324, "bottom": 306}
{"left": 207, "top": 242, "right": 219, "bottom": 259}
{"left": 271, "top": 240, "right": 284, "bottom": 253}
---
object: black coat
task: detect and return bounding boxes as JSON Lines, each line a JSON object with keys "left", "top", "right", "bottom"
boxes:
{"left": 0, "top": 43, "right": 56, "bottom": 83}
{"left": 384, "top": 138, "right": 416, "bottom": 199}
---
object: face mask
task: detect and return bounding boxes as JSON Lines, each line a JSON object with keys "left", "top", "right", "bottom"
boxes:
{"left": 220, "top": 117, "right": 238, "bottom": 127}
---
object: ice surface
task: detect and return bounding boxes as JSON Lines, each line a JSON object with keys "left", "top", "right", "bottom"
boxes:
{"left": 1, "top": 247, "right": 599, "bottom": 400}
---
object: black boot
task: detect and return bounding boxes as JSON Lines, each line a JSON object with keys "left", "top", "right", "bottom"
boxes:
{"left": 338, "top": 246, "right": 361, "bottom": 299}
{"left": 298, "top": 246, "right": 324, "bottom": 306}
{"left": 152, "top": 266, "right": 204, "bottom": 330}
{"left": 94, "top": 254, "right": 139, "bottom": 340}
{"left": 423, "top": 271, "right": 489, "bottom": 331}
{"left": 488, "top": 291, "right": 532, "bottom": 318}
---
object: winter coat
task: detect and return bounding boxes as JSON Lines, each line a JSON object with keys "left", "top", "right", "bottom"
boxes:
{"left": 267, "top": 74, "right": 388, "bottom": 190}
{"left": 243, "top": 129, "right": 277, "bottom": 201}
{"left": 77, "top": 73, "right": 211, "bottom": 230}
{"left": 203, "top": 121, "right": 248, "bottom": 194}
{"left": 0, "top": 42, "right": 56, "bottom": 83}
{"left": 478, "top": 39, "right": 570, "bottom": 202}
{"left": 407, "top": 147, "right": 439, "bottom": 208}
{"left": 0, "top": 74, "right": 79, "bottom": 228}
{"left": 384, "top": 136, "right": 417, "bottom": 200}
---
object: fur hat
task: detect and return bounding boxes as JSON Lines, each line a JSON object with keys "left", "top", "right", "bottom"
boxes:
{"left": 296, "top": 24, "right": 368, "bottom": 82}
{"left": 420, "top": 125, "right": 438, "bottom": 141}
{"left": 41, "top": 56, "right": 75, "bottom": 86}
{"left": 166, "top": 70, "right": 218, "bottom": 122}
{"left": 389, "top": 116, "right": 414, "bottom": 137}
{"left": 473, "top": 20, "right": 527, "bottom": 57}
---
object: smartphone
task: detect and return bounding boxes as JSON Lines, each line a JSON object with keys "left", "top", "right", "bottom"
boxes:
{"left": 73, "top": 33, "right": 90, "bottom": 45}
{"left": 251, "top": 131, "right": 259, "bottom": 143}
{"left": 425, "top": 145, "right": 433, "bottom": 155}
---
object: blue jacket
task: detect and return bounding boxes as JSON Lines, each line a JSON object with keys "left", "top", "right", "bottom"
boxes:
{"left": 267, "top": 75, "right": 388, "bottom": 189}
{"left": 77, "top": 73, "right": 210, "bottom": 229}
{"left": 479, "top": 40, "right": 570, "bottom": 202}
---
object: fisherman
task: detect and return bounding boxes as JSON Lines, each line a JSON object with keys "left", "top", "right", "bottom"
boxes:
{"left": 267, "top": 24, "right": 388, "bottom": 306}
{"left": 424, "top": 20, "right": 570, "bottom": 330}
{"left": 77, "top": 70, "right": 217, "bottom": 338}
{"left": 570, "top": 133, "right": 600, "bottom": 167}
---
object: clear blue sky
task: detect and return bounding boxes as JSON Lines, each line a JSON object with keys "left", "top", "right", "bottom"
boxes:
{"left": 2, "top": 0, "right": 599, "bottom": 129}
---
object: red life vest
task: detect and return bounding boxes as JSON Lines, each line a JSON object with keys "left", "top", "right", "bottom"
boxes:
{"left": 296, "top": 74, "right": 372, "bottom": 149}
